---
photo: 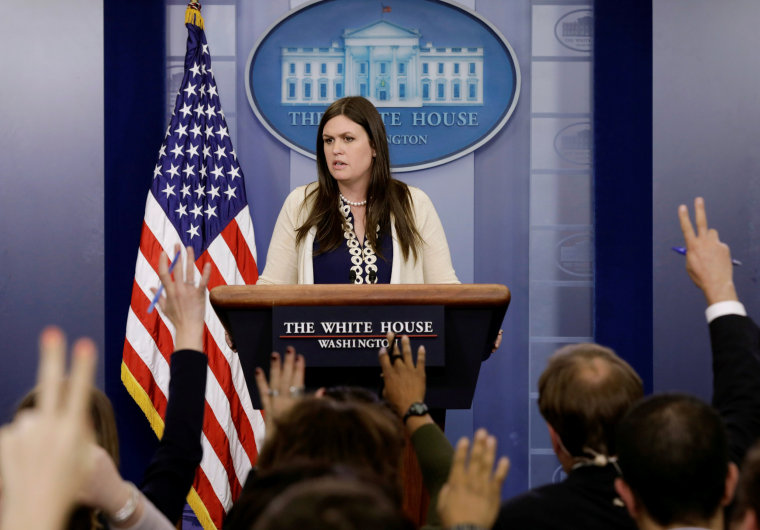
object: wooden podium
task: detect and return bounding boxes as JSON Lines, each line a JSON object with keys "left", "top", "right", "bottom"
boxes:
{"left": 210, "top": 283, "right": 510, "bottom": 525}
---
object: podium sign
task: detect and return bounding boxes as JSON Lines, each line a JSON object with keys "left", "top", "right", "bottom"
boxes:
{"left": 210, "top": 284, "right": 509, "bottom": 409}
{"left": 273, "top": 305, "right": 445, "bottom": 367}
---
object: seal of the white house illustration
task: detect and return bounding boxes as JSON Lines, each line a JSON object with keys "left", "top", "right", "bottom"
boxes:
{"left": 246, "top": 0, "right": 520, "bottom": 171}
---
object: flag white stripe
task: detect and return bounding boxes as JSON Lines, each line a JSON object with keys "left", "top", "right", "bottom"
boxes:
{"left": 203, "top": 360, "right": 253, "bottom": 487}
{"left": 235, "top": 207, "right": 258, "bottom": 262}
{"left": 124, "top": 308, "right": 171, "bottom": 397}
{"left": 198, "top": 431, "right": 233, "bottom": 511}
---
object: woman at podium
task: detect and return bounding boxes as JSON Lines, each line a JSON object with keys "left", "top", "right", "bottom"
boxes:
{"left": 258, "top": 96, "right": 459, "bottom": 285}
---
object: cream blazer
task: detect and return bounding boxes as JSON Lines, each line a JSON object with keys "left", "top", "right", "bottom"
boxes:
{"left": 258, "top": 183, "right": 459, "bottom": 284}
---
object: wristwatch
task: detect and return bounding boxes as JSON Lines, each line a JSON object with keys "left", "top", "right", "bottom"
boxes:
{"left": 403, "top": 402, "right": 429, "bottom": 423}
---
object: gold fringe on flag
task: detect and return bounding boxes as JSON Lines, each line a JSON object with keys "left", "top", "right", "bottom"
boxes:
{"left": 185, "top": 2, "right": 205, "bottom": 30}
{"left": 121, "top": 361, "right": 166, "bottom": 438}
{"left": 187, "top": 488, "right": 217, "bottom": 530}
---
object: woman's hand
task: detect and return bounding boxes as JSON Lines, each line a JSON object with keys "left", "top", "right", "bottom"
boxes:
{"left": 255, "top": 347, "right": 306, "bottom": 434}
{"left": 437, "top": 428, "right": 510, "bottom": 529}
{"left": 152, "top": 244, "right": 211, "bottom": 352}
{"left": 0, "top": 327, "right": 96, "bottom": 530}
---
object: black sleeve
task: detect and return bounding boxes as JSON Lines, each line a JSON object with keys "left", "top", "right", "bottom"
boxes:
{"left": 140, "top": 349, "right": 207, "bottom": 524}
{"left": 710, "top": 314, "right": 760, "bottom": 465}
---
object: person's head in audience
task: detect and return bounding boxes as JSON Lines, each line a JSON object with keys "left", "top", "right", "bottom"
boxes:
{"left": 251, "top": 476, "right": 413, "bottom": 530}
{"left": 538, "top": 342, "right": 643, "bottom": 470}
{"left": 733, "top": 441, "right": 760, "bottom": 530}
{"left": 257, "top": 396, "right": 404, "bottom": 492}
{"left": 615, "top": 393, "right": 739, "bottom": 530}
{"left": 16, "top": 385, "right": 119, "bottom": 530}
{"left": 224, "top": 461, "right": 403, "bottom": 530}
{"left": 17, "top": 385, "right": 119, "bottom": 465}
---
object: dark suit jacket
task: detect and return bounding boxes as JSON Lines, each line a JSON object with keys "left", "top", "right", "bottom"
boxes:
{"left": 709, "top": 313, "right": 760, "bottom": 466}
{"left": 139, "top": 349, "right": 207, "bottom": 525}
{"left": 493, "top": 464, "right": 636, "bottom": 530}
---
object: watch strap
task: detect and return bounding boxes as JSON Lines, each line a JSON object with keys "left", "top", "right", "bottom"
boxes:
{"left": 402, "top": 402, "right": 429, "bottom": 424}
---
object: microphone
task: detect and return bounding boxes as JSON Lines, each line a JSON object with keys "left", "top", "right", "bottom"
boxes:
{"left": 349, "top": 270, "right": 356, "bottom": 283}
{"left": 368, "top": 270, "right": 377, "bottom": 283}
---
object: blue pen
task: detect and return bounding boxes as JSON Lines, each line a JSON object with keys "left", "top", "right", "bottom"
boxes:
{"left": 147, "top": 249, "right": 182, "bottom": 313}
{"left": 671, "top": 246, "right": 742, "bottom": 267}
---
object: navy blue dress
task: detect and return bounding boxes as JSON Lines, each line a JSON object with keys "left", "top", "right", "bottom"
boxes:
{"left": 312, "top": 211, "right": 393, "bottom": 284}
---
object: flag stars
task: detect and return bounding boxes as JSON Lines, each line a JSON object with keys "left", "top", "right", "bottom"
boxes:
{"left": 194, "top": 105, "right": 205, "bottom": 119}
{"left": 153, "top": 164, "right": 162, "bottom": 179}
{"left": 205, "top": 104, "right": 216, "bottom": 119}
{"left": 175, "top": 203, "right": 188, "bottom": 218}
{"left": 186, "top": 143, "right": 199, "bottom": 159}
{"left": 215, "top": 125, "right": 229, "bottom": 140}
{"left": 211, "top": 165, "right": 224, "bottom": 180}
{"left": 208, "top": 184, "right": 220, "bottom": 200}
{"left": 199, "top": 164, "right": 208, "bottom": 179}
{"left": 208, "top": 84, "right": 218, "bottom": 98}
{"left": 205, "top": 204, "right": 217, "bottom": 219}
{"left": 170, "top": 143, "right": 184, "bottom": 159}
{"left": 166, "top": 163, "right": 180, "bottom": 179}
{"left": 189, "top": 62, "right": 201, "bottom": 77}
{"left": 214, "top": 145, "right": 227, "bottom": 160}
{"left": 179, "top": 103, "right": 192, "bottom": 118}
{"left": 190, "top": 124, "right": 202, "bottom": 139}
{"left": 158, "top": 144, "right": 167, "bottom": 158}
{"left": 187, "top": 224, "right": 200, "bottom": 239}
{"left": 175, "top": 123, "right": 188, "bottom": 139}
{"left": 223, "top": 186, "right": 237, "bottom": 200}
{"left": 182, "top": 163, "right": 195, "bottom": 179}
{"left": 180, "top": 183, "right": 192, "bottom": 198}
{"left": 230, "top": 148, "right": 237, "bottom": 160}
{"left": 194, "top": 184, "right": 206, "bottom": 198}
{"left": 228, "top": 165, "right": 241, "bottom": 180}
{"left": 202, "top": 43, "right": 209, "bottom": 55}
{"left": 205, "top": 125, "right": 214, "bottom": 140}
{"left": 202, "top": 145, "right": 211, "bottom": 159}
{"left": 200, "top": 84, "right": 207, "bottom": 98}
{"left": 190, "top": 203, "right": 203, "bottom": 219}
{"left": 161, "top": 183, "right": 176, "bottom": 198}
{"left": 183, "top": 82, "right": 197, "bottom": 97}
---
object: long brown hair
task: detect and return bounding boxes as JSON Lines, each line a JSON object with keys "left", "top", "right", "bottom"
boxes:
{"left": 295, "top": 96, "right": 421, "bottom": 261}
{"left": 257, "top": 397, "right": 404, "bottom": 493}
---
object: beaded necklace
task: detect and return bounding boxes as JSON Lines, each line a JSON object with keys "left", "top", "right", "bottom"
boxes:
{"left": 339, "top": 195, "right": 379, "bottom": 284}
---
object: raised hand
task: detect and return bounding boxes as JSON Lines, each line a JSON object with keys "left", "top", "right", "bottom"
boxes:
{"left": 678, "top": 197, "right": 738, "bottom": 304}
{"left": 437, "top": 428, "right": 510, "bottom": 529}
{"left": 255, "top": 346, "right": 305, "bottom": 433}
{"left": 153, "top": 244, "right": 211, "bottom": 351}
{"left": 0, "top": 327, "right": 96, "bottom": 530}
{"left": 378, "top": 333, "right": 426, "bottom": 419}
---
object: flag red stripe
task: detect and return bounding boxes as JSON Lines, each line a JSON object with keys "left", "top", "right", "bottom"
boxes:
{"left": 138, "top": 220, "right": 173, "bottom": 274}
{"left": 193, "top": 467, "right": 227, "bottom": 528}
{"left": 203, "top": 401, "right": 243, "bottom": 500}
{"left": 202, "top": 327, "right": 259, "bottom": 464}
{"left": 196, "top": 250, "right": 227, "bottom": 291}
{"left": 220, "top": 220, "right": 258, "bottom": 284}
{"left": 130, "top": 279, "right": 174, "bottom": 365}
{"left": 123, "top": 339, "right": 168, "bottom": 417}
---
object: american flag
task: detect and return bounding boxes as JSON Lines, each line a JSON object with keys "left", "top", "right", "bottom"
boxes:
{"left": 121, "top": 5, "right": 265, "bottom": 529}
